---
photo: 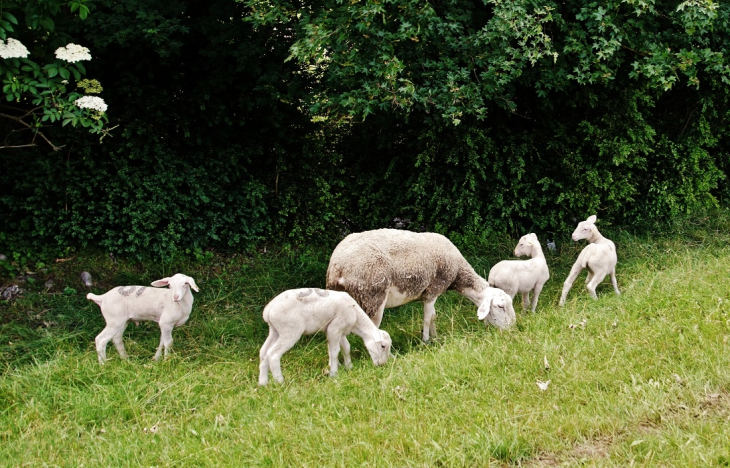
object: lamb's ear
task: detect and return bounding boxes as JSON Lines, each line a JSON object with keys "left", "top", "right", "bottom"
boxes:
{"left": 586, "top": 215, "right": 597, "bottom": 224}
{"left": 370, "top": 329, "right": 383, "bottom": 343}
{"left": 187, "top": 277, "right": 200, "bottom": 292}
{"left": 151, "top": 277, "right": 171, "bottom": 287}
{"left": 477, "top": 298, "right": 493, "bottom": 321}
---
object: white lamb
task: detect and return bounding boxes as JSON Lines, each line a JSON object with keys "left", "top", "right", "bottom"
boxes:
{"left": 559, "top": 215, "right": 620, "bottom": 305}
{"left": 258, "top": 288, "right": 392, "bottom": 385}
{"left": 488, "top": 233, "right": 550, "bottom": 312}
{"left": 87, "top": 273, "right": 199, "bottom": 364}
{"left": 325, "top": 229, "right": 516, "bottom": 342}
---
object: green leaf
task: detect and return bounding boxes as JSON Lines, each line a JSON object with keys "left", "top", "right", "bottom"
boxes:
{"left": 3, "top": 12, "right": 18, "bottom": 25}
{"left": 58, "top": 68, "right": 70, "bottom": 80}
{"left": 39, "top": 17, "right": 55, "bottom": 32}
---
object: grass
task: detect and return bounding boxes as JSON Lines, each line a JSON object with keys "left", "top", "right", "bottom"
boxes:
{"left": 2, "top": 217, "right": 730, "bottom": 466}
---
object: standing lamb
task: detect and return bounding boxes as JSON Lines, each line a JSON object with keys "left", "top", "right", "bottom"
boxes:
{"left": 559, "top": 215, "right": 620, "bottom": 305}
{"left": 325, "top": 229, "right": 516, "bottom": 342}
{"left": 488, "top": 233, "right": 550, "bottom": 312}
{"left": 258, "top": 288, "right": 392, "bottom": 385}
{"left": 87, "top": 273, "right": 199, "bottom": 364}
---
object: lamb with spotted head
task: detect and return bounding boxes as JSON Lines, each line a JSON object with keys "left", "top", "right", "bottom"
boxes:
{"left": 87, "top": 273, "right": 199, "bottom": 364}
{"left": 258, "top": 288, "right": 392, "bottom": 385}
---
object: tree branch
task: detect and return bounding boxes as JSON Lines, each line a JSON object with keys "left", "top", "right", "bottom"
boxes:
{"left": 0, "top": 112, "right": 64, "bottom": 151}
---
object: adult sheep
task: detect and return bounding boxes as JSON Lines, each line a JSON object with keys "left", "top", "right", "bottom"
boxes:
{"left": 326, "top": 229, "right": 516, "bottom": 342}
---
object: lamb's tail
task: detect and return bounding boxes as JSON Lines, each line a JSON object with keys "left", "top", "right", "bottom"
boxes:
{"left": 86, "top": 293, "right": 103, "bottom": 306}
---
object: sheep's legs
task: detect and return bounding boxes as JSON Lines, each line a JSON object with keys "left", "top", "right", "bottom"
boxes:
{"left": 112, "top": 323, "right": 129, "bottom": 360}
{"left": 530, "top": 284, "right": 544, "bottom": 312}
{"left": 371, "top": 297, "right": 388, "bottom": 328}
{"left": 153, "top": 322, "right": 175, "bottom": 361}
{"left": 326, "top": 331, "right": 344, "bottom": 377}
{"left": 421, "top": 299, "right": 437, "bottom": 343}
{"left": 559, "top": 261, "right": 585, "bottom": 306}
{"left": 339, "top": 336, "right": 352, "bottom": 370}
{"left": 258, "top": 328, "right": 279, "bottom": 385}
{"left": 521, "top": 292, "right": 530, "bottom": 312}
{"left": 585, "top": 270, "right": 609, "bottom": 299}
{"left": 264, "top": 334, "right": 299, "bottom": 384}
{"left": 610, "top": 268, "right": 620, "bottom": 295}
{"left": 95, "top": 323, "right": 124, "bottom": 364}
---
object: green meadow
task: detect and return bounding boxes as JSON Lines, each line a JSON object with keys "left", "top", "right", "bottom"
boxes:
{"left": 1, "top": 217, "right": 730, "bottom": 467}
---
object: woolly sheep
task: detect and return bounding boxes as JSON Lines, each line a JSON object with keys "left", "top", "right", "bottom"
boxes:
{"left": 325, "top": 229, "right": 516, "bottom": 342}
{"left": 87, "top": 273, "right": 199, "bottom": 364}
{"left": 559, "top": 215, "right": 620, "bottom": 305}
{"left": 488, "top": 233, "right": 550, "bottom": 312}
{"left": 258, "top": 288, "right": 392, "bottom": 385}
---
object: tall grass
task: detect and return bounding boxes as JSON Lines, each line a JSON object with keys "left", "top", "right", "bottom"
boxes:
{"left": 1, "top": 217, "right": 730, "bottom": 466}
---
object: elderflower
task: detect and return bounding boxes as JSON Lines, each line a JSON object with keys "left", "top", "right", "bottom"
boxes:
{"left": 0, "top": 38, "right": 30, "bottom": 59}
{"left": 74, "top": 96, "right": 107, "bottom": 113}
{"left": 55, "top": 43, "right": 92, "bottom": 63}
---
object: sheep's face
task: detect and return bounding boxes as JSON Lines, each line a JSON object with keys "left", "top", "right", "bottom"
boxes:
{"left": 151, "top": 273, "right": 200, "bottom": 302}
{"left": 571, "top": 215, "right": 598, "bottom": 241}
{"left": 514, "top": 233, "right": 537, "bottom": 257}
{"left": 477, "top": 290, "right": 516, "bottom": 329}
{"left": 366, "top": 330, "right": 392, "bottom": 366}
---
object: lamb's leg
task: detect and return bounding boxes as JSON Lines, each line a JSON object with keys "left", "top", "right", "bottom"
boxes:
{"left": 585, "top": 270, "right": 594, "bottom": 284}
{"left": 610, "top": 268, "right": 620, "bottom": 295}
{"left": 95, "top": 323, "right": 123, "bottom": 365}
{"left": 585, "top": 269, "right": 608, "bottom": 300}
{"left": 422, "top": 299, "right": 437, "bottom": 343}
{"left": 559, "top": 261, "right": 585, "bottom": 306}
{"left": 521, "top": 292, "right": 530, "bottom": 312}
{"left": 258, "top": 328, "right": 279, "bottom": 385}
{"left": 265, "top": 333, "right": 299, "bottom": 384}
{"left": 326, "top": 330, "right": 343, "bottom": 377}
{"left": 339, "top": 336, "right": 352, "bottom": 370}
{"left": 530, "top": 284, "right": 544, "bottom": 313}
{"left": 111, "top": 322, "right": 129, "bottom": 360}
{"left": 153, "top": 322, "right": 175, "bottom": 361}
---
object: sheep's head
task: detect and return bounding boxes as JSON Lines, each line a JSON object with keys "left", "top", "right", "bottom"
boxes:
{"left": 477, "top": 287, "right": 516, "bottom": 329}
{"left": 514, "top": 233, "right": 538, "bottom": 257}
{"left": 151, "top": 273, "right": 200, "bottom": 302}
{"left": 366, "top": 329, "right": 392, "bottom": 366}
{"left": 572, "top": 215, "right": 598, "bottom": 241}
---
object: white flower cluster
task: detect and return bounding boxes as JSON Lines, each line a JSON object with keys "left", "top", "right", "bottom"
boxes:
{"left": 0, "top": 38, "right": 30, "bottom": 59}
{"left": 74, "top": 96, "right": 107, "bottom": 113}
{"left": 55, "top": 43, "right": 92, "bottom": 63}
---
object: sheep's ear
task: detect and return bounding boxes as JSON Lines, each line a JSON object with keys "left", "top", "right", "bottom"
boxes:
{"left": 187, "top": 277, "right": 200, "bottom": 292}
{"left": 586, "top": 215, "right": 597, "bottom": 224}
{"left": 530, "top": 233, "right": 538, "bottom": 241}
{"left": 477, "top": 298, "right": 492, "bottom": 321}
{"left": 151, "top": 278, "right": 171, "bottom": 287}
{"left": 370, "top": 329, "right": 382, "bottom": 343}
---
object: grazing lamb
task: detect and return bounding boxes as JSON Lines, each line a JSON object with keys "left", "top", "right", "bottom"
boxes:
{"left": 559, "top": 215, "right": 620, "bottom": 305}
{"left": 258, "top": 288, "right": 392, "bottom": 385}
{"left": 488, "top": 233, "right": 550, "bottom": 312}
{"left": 87, "top": 273, "right": 199, "bottom": 364}
{"left": 325, "top": 229, "right": 516, "bottom": 342}
{"left": 477, "top": 287, "right": 517, "bottom": 328}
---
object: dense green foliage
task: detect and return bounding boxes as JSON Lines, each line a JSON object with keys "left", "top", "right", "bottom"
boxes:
{"left": 0, "top": 0, "right": 729, "bottom": 260}
{"left": 2, "top": 218, "right": 730, "bottom": 465}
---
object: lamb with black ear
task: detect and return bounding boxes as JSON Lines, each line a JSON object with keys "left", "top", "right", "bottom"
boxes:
{"left": 326, "top": 229, "right": 516, "bottom": 342}
{"left": 87, "top": 273, "right": 199, "bottom": 364}
{"left": 258, "top": 288, "right": 392, "bottom": 386}
{"left": 559, "top": 215, "right": 620, "bottom": 305}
